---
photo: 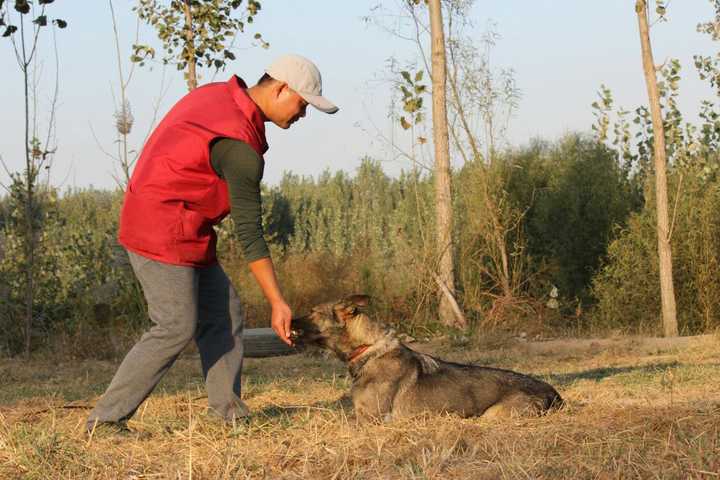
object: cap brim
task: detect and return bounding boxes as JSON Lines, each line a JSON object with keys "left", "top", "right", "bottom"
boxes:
{"left": 299, "top": 92, "right": 339, "bottom": 114}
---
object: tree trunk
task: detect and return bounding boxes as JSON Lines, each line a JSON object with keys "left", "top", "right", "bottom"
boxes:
{"left": 447, "top": 42, "right": 513, "bottom": 301}
{"left": 636, "top": 0, "right": 679, "bottom": 337}
{"left": 24, "top": 70, "right": 34, "bottom": 360}
{"left": 19, "top": 15, "right": 35, "bottom": 359}
{"left": 182, "top": 0, "right": 198, "bottom": 91}
{"left": 109, "top": 0, "right": 131, "bottom": 186}
{"left": 428, "top": 0, "right": 465, "bottom": 329}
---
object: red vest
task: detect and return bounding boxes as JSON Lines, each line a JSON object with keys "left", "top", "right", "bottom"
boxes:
{"left": 118, "top": 76, "right": 268, "bottom": 266}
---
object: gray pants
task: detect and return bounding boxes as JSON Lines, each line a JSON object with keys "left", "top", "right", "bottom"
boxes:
{"left": 87, "top": 251, "right": 247, "bottom": 428}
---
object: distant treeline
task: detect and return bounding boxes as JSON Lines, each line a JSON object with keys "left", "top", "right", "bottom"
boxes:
{"left": 1, "top": 133, "right": 718, "bottom": 356}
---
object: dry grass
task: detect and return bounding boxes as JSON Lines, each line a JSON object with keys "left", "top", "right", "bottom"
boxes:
{"left": 1, "top": 335, "right": 719, "bottom": 479}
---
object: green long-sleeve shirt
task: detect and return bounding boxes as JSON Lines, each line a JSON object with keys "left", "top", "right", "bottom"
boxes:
{"left": 210, "top": 138, "right": 270, "bottom": 262}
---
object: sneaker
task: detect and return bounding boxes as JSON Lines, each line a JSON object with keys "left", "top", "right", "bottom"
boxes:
{"left": 85, "top": 421, "right": 132, "bottom": 439}
{"left": 207, "top": 399, "right": 251, "bottom": 424}
{"left": 228, "top": 400, "right": 251, "bottom": 421}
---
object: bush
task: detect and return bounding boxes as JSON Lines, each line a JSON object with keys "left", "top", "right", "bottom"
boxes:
{"left": 0, "top": 188, "right": 146, "bottom": 356}
{"left": 5, "top": 133, "right": 717, "bottom": 357}
{"left": 517, "top": 134, "right": 642, "bottom": 303}
{"left": 592, "top": 164, "right": 720, "bottom": 334}
{"left": 451, "top": 134, "right": 639, "bottom": 327}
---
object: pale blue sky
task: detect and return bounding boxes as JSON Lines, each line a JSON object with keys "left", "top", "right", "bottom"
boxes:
{"left": 0, "top": 0, "right": 717, "bottom": 189}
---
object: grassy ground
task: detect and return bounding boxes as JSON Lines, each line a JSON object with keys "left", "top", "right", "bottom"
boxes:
{"left": 1, "top": 334, "right": 719, "bottom": 479}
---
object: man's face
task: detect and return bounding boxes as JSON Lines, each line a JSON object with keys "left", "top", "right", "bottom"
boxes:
{"left": 271, "top": 84, "right": 308, "bottom": 129}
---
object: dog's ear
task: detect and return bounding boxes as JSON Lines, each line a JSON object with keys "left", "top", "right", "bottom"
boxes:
{"left": 333, "top": 295, "right": 369, "bottom": 324}
{"left": 333, "top": 302, "right": 357, "bottom": 324}
{"left": 344, "top": 294, "right": 370, "bottom": 308}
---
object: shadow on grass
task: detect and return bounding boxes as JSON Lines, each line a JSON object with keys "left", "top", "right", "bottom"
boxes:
{"left": 254, "top": 395, "right": 353, "bottom": 421}
{"left": 548, "top": 361, "right": 684, "bottom": 387}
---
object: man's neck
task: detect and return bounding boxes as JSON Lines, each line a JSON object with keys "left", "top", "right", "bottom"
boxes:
{"left": 246, "top": 86, "right": 269, "bottom": 122}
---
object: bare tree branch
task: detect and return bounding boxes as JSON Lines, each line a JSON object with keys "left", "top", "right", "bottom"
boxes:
{"left": 89, "top": 122, "right": 120, "bottom": 163}
{"left": 5, "top": 6, "right": 24, "bottom": 67}
{"left": 404, "top": 1, "right": 432, "bottom": 79}
{"left": 41, "top": 23, "right": 61, "bottom": 187}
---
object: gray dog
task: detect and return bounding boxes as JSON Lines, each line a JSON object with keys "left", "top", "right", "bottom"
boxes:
{"left": 290, "top": 295, "right": 563, "bottom": 420}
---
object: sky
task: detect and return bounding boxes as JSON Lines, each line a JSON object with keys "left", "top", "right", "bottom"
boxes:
{"left": 0, "top": 0, "right": 718, "bottom": 190}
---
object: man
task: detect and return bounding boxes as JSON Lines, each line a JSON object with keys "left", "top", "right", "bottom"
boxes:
{"left": 86, "top": 54, "right": 338, "bottom": 434}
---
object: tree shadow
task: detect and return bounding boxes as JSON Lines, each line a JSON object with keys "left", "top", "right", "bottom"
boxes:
{"left": 254, "top": 394, "right": 353, "bottom": 420}
{"left": 548, "top": 361, "right": 683, "bottom": 387}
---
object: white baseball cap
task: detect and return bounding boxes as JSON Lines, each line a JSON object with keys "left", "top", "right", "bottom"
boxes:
{"left": 265, "top": 54, "right": 339, "bottom": 114}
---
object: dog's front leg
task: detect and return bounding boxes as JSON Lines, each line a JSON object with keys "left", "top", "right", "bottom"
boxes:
{"left": 351, "top": 380, "right": 398, "bottom": 422}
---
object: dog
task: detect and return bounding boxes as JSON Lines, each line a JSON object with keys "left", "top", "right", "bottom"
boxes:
{"left": 291, "top": 294, "right": 563, "bottom": 421}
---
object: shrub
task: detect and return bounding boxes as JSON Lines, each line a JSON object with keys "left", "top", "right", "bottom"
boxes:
{"left": 592, "top": 164, "right": 720, "bottom": 334}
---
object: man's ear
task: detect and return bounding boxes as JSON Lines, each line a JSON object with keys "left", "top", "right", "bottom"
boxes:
{"left": 270, "top": 80, "right": 287, "bottom": 99}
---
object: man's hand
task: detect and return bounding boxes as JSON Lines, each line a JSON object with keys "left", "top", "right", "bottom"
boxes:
{"left": 270, "top": 299, "right": 293, "bottom": 346}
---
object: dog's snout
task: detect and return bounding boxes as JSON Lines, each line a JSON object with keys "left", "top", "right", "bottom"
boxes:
{"left": 289, "top": 314, "right": 327, "bottom": 347}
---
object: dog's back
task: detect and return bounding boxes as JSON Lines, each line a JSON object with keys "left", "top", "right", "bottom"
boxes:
{"left": 357, "top": 344, "right": 563, "bottom": 419}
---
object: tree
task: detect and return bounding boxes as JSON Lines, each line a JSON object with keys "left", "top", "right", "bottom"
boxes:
{"left": 427, "top": 0, "right": 465, "bottom": 329}
{"left": 443, "top": 12, "right": 530, "bottom": 319}
{"left": 1, "top": 0, "right": 67, "bottom": 357}
{"left": 92, "top": 0, "right": 171, "bottom": 188}
{"left": 370, "top": 1, "right": 524, "bottom": 327}
{"left": 131, "top": 0, "right": 267, "bottom": 91}
{"left": 635, "top": 0, "right": 679, "bottom": 337}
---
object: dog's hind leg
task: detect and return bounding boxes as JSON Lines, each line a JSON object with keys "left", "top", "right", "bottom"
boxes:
{"left": 481, "top": 393, "right": 544, "bottom": 419}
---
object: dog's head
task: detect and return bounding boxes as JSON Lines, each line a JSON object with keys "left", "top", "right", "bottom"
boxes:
{"left": 291, "top": 294, "right": 389, "bottom": 362}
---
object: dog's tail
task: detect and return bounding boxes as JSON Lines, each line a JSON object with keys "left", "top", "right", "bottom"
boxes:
{"left": 543, "top": 390, "right": 564, "bottom": 413}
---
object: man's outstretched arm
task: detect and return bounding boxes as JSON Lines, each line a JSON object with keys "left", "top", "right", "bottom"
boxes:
{"left": 248, "top": 257, "right": 293, "bottom": 345}
{"left": 211, "top": 138, "right": 293, "bottom": 345}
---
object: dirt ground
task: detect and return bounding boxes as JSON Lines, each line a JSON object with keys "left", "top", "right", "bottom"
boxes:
{"left": 0, "top": 333, "right": 718, "bottom": 479}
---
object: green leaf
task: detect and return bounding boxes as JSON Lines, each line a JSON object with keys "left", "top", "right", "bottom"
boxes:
{"left": 414, "top": 70, "right": 423, "bottom": 82}
{"left": 38, "top": 0, "right": 55, "bottom": 4}
{"left": 54, "top": 18, "right": 67, "bottom": 29}
{"left": 400, "top": 70, "right": 412, "bottom": 84}
{"left": 14, "top": 0, "right": 30, "bottom": 14}
{"left": 33, "top": 15, "right": 47, "bottom": 26}
{"left": 2, "top": 24, "right": 17, "bottom": 36}
{"left": 400, "top": 116, "right": 411, "bottom": 130}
